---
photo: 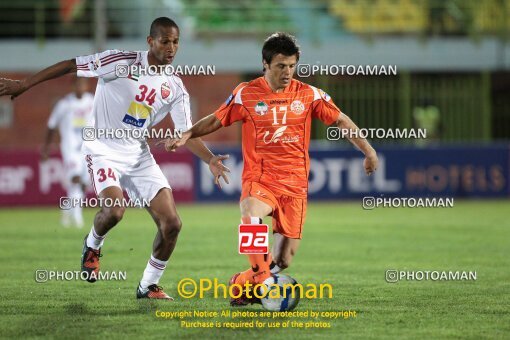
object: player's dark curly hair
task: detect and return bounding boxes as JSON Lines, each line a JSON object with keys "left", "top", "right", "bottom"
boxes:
{"left": 262, "top": 32, "right": 300, "bottom": 71}
{"left": 150, "top": 17, "right": 179, "bottom": 37}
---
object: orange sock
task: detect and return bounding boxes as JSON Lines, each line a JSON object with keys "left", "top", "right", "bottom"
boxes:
{"left": 236, "top": 253, "right": 273, "bottom": 284}
{"left": 236, "top": 217, "right": 273, "bottom": 284}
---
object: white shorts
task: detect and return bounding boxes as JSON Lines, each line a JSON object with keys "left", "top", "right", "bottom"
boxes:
{"left": 63, "top": 153, "right": 89, "bottom": 184}
{"left": 85, "top": 151, "right": 170, "bottom": 204}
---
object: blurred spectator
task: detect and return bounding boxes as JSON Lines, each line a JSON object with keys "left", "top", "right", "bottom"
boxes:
{"left": 41, "top": 77, "right": 93, "bottom": 227}
{"left": 413, "top": 98, "right": 442, "bottom": 146}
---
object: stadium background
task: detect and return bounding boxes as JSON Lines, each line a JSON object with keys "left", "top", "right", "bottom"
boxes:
{"left": 0, "top": 0, "right": 510, "bottom": 337}
{"left": 0, "top": 0, "right": 509, "bottom": 204}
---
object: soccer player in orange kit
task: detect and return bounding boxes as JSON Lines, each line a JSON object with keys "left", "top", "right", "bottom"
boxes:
{"left": 162, "top": 32, "right": 379, "bottom": 305}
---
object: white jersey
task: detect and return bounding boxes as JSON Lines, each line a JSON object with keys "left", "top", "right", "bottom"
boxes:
{"left": 48, "top": 92, "right": 94, "bottom": 162}
{"left": 75, "top": 49, "right": 193, "bottom": 157}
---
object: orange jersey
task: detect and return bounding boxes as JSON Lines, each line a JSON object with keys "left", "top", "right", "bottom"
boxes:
{"left": 214, "top": 77, "right": 341, "bottom": 198}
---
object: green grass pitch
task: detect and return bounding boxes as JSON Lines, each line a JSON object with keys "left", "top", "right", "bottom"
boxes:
{"left": 0, "top": 201, "right": 509, "bottom": 339}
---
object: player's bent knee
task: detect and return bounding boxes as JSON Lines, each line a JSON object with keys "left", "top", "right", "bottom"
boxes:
{"left": 105, "top": 206, "right": 125, "bottom": 224}
{"left": 159, "top": 215, "right": 182, "bottom": 240}
{"left": 240, "top": 197, "right": 272, "bottom": 218}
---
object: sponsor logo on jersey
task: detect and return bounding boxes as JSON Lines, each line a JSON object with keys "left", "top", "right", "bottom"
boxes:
{"left": 262, "top": 126, "right": 301, "bottom": 144}
{"left": 225, "top": 93, "right": 234, "bottom": 105}
{"left": 161, "top": 82, "right": 171, "bottom": 99}
{"left": 290, "top": 100, "right": 305, "bottom": 115}
{"left": 269, "top": 99, "right": 288, "bottom": 105}
{"left": 122, "top": 102, "right": 151, "bottom": 127}
{"left": 254, "top": 101, "right": 268, "bottom": 116}
{"left": 72, "top": 117, "right": 88, "bottom": 128}
{"left": 319, "top": 89, "right": 331, "bottom": 101}
{"left": 263, "top": 126, "right": 287, "bottom": 144}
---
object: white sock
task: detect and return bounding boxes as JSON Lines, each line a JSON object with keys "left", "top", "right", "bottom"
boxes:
{"left": 61, "top": 210, "right": 71, "bottom": 227}
{"left": 241, "top": 217, "right": 263, "bottom": 224}
{"left": 270, "top": 264, "right": 283, "bottom": 274}
{"left": 68, "top": 183, "right": 84, "bottom": 227}
{"left": 86, "top": 226, "right": 105, "bottom": 250}
{"left": 139, "top": 255, "right": 168, "bottom": 291}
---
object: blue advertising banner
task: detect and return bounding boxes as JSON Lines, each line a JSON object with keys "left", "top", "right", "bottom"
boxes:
{"left": 195, "top": 145, "right": 509, "bottom": 201}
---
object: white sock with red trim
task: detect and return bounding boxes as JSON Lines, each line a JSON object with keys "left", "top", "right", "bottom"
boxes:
{"left": 139, "top": 255, "right": 168, "bottom": 292}
{"left": 86, "top": 226, "right": 105, "bottom": 250}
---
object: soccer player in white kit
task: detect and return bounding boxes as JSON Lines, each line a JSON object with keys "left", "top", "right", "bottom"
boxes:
{"left": 0, "top": 17, "right": 229, "bottom": 300}
{"left": 42, "top": 78, "right": 94, "bottom": 228}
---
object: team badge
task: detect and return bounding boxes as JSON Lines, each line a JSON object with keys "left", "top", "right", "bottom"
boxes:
{"left": 254, "top": 101, "right": 268, "bottom": 116}
{"left": 161, "top": 82, "right": 171, "bottom": 99}
{"left": 319, "top": 89, "right": 331, "bottom": 101}
{"left": 290, "top": 100, "right": 305, "bottom": 115}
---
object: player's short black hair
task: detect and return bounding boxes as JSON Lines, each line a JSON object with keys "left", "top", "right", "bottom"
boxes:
{"left": 150, "top": 17, "right": 179, "bottom": 37}
{"left": 262, "top": 32, "right": 300, "bottom": 70}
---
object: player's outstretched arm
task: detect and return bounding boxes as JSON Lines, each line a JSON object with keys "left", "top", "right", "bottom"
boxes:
{"left": 337, "top": 113, "right": 379, "bottom": 175}
{"left": 184, "top": 137, "right": 230, "bottom": 189}
{"left": 158, "top": 113, "right": 228, "bottom": 187}
{"left": 0, "top": 59, "right": 77, "bottom": 99}
{"left": 160, "top": 113, "right": 223, "bottom": 152}
{"left": 187, "top": 113, "right": 224, "bottom": 138}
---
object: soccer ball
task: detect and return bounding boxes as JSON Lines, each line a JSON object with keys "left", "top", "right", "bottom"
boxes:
{"left": 260, "top": 274, "right": 300, "bottom": 311}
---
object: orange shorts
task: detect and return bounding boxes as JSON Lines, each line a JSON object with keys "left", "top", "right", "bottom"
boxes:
{"left": 241, "top": 181, "right": 307, "bottom": 239}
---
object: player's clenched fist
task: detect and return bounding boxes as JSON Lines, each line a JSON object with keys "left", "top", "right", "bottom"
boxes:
{"left": 364, "top": 152, "right": 378, "bottom": 176}
{"left": 0, "top": 78, "right": 26, "bottom": 99}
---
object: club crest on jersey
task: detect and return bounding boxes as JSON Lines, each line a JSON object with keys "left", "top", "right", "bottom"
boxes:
{"left": 161, "top": 82, "right": 171, "bottom": 99}
{"left": 254, "top": 101, "right": 268, "bottom": 116}
{"left": 122, "top": 101, "right": 151, "bottom": 127}
{"left": 319, "top": 89, "right": 331, "bottom": 101}
{"left": 290, "top": 100, "right": 305, "bottom": 115}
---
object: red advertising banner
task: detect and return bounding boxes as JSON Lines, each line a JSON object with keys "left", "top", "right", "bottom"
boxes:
{"left": 0, "top": 149, "right": 194, "bottom": 206}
